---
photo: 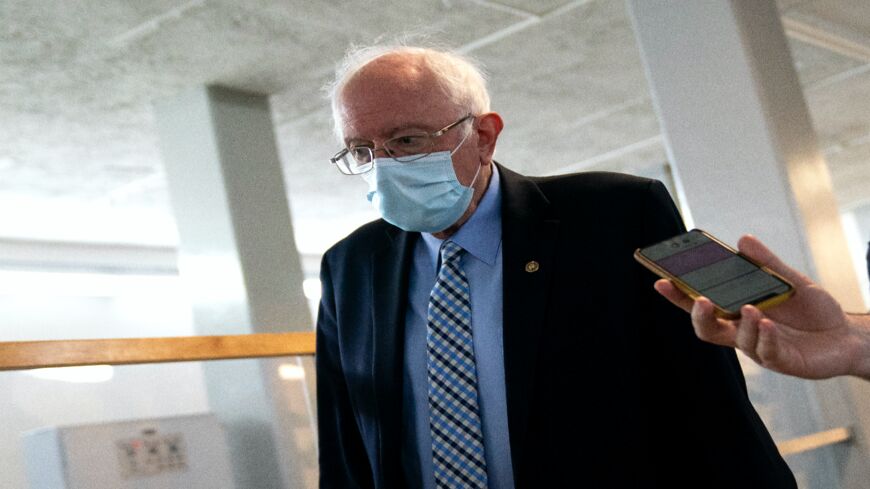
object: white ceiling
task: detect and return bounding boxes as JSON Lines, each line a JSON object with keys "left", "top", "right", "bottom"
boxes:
{"left": 2, "top": 0, "right": 869, "bottom": 260}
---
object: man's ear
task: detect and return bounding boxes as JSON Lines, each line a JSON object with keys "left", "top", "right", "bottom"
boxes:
{"left": 475, "top": 112, "right": 504, "bottom": 162}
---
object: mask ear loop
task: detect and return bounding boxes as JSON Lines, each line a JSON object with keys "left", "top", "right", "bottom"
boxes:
{"left": 450, "top": 118, "right": 482, "bottom": 190}
{"left": 449, "top": 121, "right": 474, "bottom": 156}
{"left": 465, "top": 157, "right": 483, "bottom": 190}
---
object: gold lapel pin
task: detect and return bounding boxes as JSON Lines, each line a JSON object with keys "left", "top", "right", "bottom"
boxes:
{"left": 525, "top": 260, "right": 540, "bottom": 273}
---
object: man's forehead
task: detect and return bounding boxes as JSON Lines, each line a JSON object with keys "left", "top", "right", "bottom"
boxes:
{"left": 338, "top": 94, "right": 456, "bottom": 143}
{"left": 343, "top": 75, "right": 434, "bottom": 110}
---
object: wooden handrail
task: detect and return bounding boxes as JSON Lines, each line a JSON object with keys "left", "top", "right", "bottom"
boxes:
{"left": 0, "top": 332, "right": 316, "bottom": 371}
{"left": 0, "top": 333, "right": 853, "bottom": 459}
{"left": 776, "top": 427, "right": 852, "bottom": 456}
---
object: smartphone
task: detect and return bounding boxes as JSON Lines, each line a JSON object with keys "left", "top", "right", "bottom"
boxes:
{"left": 634, "top": 229, "right": 794, "bottom": 318}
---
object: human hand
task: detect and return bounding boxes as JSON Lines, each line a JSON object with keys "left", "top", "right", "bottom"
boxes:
{"left": 654, "top": 235, "right": 863, "bottom": 379}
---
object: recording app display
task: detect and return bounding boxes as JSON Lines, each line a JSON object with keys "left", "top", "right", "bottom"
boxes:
{"left": 641, "top": 230, "right": 791, "bottom": 313}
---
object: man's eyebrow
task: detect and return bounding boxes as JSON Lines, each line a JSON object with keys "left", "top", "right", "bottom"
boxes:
{"left": 387, "top": 123, "right": 434, "bottom": 133}
{"left": 345, "top": 137, "right": 373, "bottom": 146}
{"left": 344, "top": 123, "right": 435, "bottom": 146}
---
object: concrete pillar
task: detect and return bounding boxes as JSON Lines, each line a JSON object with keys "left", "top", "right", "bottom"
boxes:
{"left": 627, "top": 1, "right": 870, "bottom": 487}
{"left": 154, "top": 86, "right": 316, "bottom": 488}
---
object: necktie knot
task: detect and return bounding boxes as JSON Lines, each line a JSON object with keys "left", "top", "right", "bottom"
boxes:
{"left": 440, "top": 240, "right": 464, "bottom": 266}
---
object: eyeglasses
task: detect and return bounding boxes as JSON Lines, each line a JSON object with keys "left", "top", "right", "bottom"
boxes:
{"left": 330, "top": 113, "right": 474, "bottom": 175}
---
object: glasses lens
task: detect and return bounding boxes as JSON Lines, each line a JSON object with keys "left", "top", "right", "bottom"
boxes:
{"left": 334, "top": 147, "right": 372, "bottom": 175}
{"left": 349, "top": 146, "right": 373, "bottom": 164}
{"left": 385, "top": 134, "right": 434, "bottom": 162}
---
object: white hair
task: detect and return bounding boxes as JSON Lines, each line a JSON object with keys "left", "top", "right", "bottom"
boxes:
{"left": 325, "top": 43, "right": 491, "bottom": 141}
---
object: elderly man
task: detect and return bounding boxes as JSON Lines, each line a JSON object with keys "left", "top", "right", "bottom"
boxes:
{"left": 316, "top": 45, "right": 796, "bottom": 489}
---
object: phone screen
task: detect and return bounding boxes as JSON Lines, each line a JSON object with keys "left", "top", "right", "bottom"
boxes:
{"left": 639, "top": 230, "right": 792, "bottom": 314}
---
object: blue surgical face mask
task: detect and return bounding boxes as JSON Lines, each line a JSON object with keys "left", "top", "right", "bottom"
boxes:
{"left": 362, "top": 148, "right": 481, "bottom": 233}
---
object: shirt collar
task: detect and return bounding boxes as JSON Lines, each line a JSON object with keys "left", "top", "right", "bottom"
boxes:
{"left": 422, "top": 164, "right": 502, "bottom": 266}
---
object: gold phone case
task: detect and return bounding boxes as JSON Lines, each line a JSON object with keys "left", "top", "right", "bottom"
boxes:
{"left": 634, "top": 229, "right": 795, "bottom": 319}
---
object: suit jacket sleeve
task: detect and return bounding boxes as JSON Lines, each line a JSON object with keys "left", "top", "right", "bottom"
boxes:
{"left": 316, "top": 252, "right": 375, "bottom": 489}
{"left": 636, "top": 180, "right": 796, "bottom": 487}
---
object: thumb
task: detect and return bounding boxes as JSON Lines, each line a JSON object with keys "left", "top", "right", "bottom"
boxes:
{"left": 737, "top": 234, "right": 812, "bottom": 286}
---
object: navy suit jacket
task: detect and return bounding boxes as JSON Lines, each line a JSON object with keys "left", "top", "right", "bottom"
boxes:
{"left": 316, "top": 164, "right": 797, "bottom": 488}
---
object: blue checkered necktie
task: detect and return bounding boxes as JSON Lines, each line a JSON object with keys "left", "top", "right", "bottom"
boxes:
{"left": 427, "top": 240, "right": 488, "bottom": 489}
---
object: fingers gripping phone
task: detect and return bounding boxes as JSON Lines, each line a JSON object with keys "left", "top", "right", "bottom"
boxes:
{"left": 634, "top": 229, "right": 794, "bottom": 319}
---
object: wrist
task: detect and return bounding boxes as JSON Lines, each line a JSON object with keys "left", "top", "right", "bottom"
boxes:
{"left": 847, "top": 314, "right": 870, "bottom": 380}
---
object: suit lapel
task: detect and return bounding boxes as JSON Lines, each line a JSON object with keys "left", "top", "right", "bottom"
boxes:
{"left": 371, "top": 225, "right": 416, "bottom": 488}
{"left": 498, "top": 164, "right": 560, "bottom": 484}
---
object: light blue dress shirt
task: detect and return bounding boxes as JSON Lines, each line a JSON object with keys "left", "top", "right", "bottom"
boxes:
{"left": 401, "top": 166, "right": 515, "bottom": 489}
